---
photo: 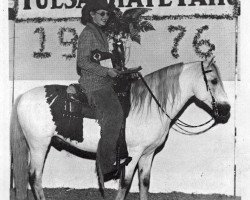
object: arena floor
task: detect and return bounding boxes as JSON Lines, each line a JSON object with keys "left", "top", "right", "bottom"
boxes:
{"left": 10, "top": 188, "right": 241, "bottom": 200}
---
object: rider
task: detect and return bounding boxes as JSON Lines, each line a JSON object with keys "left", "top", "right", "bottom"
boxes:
{"left": 76, "top": 0, "right": 131, "bottom": 181}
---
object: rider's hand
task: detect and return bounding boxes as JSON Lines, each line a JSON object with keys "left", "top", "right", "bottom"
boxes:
{"left": 107, "top": 68, "right": 120, "bottom": 78}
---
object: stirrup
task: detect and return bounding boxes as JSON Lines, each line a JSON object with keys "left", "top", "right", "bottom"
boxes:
{"left": 103, "top": 157, "right": 132, "bottom": 181}
{"left": 113, "top": 157, "right": 132, "bottom": 166}
{"left": 113, "top": 157, "right": 132, "bottom": 177}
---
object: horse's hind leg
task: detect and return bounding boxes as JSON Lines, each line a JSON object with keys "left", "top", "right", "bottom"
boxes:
{"left": 29, "top": 138, "right": 51, "bottom": 200}
{"left": 138, "top": 153, "right": 154, "bottom": 200}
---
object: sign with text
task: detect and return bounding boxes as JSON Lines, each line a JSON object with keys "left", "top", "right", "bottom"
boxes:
{"left": 16, "top": 0, "right": 237, "bottom": 18}
{"left": 10, "top": 0, "right": 239, "bottom": 81}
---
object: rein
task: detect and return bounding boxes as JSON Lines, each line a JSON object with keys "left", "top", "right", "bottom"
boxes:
{"left": 137, "top": 61, "right": 217, "bottom": 136}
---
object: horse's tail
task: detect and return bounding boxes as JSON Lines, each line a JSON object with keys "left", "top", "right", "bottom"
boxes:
{"left": 10, "top": 95, "right": 29, "bottom": 200}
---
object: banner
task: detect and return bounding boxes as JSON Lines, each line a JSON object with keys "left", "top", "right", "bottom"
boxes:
{"left": 10, "top": 0, "right": 240, "bottom": 80}
{"left": 15, "top": 0, "right": 238, "bottom": 19}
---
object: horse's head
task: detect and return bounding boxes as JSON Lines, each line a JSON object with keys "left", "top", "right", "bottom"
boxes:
{"left": 192, "top": 57, "right": 231, "bottom": 124}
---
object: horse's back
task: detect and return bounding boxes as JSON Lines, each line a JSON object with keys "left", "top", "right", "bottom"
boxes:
{"left": 19, "top": 86, "right": 52, "bottom": 103}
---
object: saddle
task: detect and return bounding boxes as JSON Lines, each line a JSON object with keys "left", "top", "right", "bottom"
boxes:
{"left": 66, "top": 67, "right": 142, "bottom": 120}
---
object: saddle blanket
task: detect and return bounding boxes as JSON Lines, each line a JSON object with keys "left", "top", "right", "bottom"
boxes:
{"left": 45, "top": 85, "right": 85, "bottom": 142}
{"left": 44, "top": 83, "right": 132, "bottom": 143}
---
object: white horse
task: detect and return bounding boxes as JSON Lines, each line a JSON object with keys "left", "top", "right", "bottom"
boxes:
{"left": 11, "top": 57, "right": 231, "bottom": 200}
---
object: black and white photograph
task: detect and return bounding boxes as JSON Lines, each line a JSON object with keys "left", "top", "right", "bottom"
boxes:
{"left": 1, "top": 0, "right": 250, "bottom": 200}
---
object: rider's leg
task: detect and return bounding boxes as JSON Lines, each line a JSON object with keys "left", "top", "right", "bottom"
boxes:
{"left": 87, "top": 86, "right": 128, "bottom": 176}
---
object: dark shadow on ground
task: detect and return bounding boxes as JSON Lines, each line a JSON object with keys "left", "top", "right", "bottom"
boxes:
{"left": 10, "top": 188, "right": 241, "bottom": 200}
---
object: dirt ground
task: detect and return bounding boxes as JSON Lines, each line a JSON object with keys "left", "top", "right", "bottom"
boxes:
{"left": 10, "top": 188, "right": 241, "bottom": 200}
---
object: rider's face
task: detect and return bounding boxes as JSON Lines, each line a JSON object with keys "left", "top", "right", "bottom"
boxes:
{"left": 91, "top": 9, "right": 109, "bottom": 27}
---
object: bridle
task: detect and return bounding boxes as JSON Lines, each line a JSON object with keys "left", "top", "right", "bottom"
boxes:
{"left": 138, "top": 60, "right": 219, "bottom": 136}
{"left": 201, "top": 60, "right": 219, "bottom": 117}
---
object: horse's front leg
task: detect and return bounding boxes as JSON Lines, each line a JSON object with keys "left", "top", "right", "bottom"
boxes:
{"left": 115, "top": 154, "right": 140, "bottom": 200}
{"left": 138, "top": 152, "right": 154, "bottom": 200}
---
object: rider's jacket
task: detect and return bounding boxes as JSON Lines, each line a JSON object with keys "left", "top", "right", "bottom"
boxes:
{"left": 77, "top": 22, "right": 112, "bottom": 93}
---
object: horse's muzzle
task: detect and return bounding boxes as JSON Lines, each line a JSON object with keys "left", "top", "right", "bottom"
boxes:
{"left": 213, "top": 103, "right": 231, "bottom": 124}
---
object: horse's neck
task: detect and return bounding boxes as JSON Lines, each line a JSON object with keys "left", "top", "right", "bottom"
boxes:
{"left": 130, "top": 64, "right": 196, "bottom": 121}
{"left": 169, "top": 63, "right": 198, "bottom": 117}
{"left": 157, "top": 64, "right": 196, "bottom": 119}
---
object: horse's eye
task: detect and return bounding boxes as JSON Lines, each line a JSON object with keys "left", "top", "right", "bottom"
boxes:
{"left": 211, "top": 78, "right": 218, "bottom": 85}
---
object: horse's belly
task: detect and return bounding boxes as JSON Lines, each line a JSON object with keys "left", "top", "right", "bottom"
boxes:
{"left": 55, "top": 118, "right": 100, "bottom": 153}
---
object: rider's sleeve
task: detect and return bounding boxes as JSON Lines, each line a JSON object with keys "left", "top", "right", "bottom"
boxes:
{"left": 77, "top": 30, "right": 109, "bottom": 77}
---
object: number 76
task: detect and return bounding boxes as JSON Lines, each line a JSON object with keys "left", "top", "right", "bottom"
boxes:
{"left": 168, "top": 25, "right": 215, "bottom": 59}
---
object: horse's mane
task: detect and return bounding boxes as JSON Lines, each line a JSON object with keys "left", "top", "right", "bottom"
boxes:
{"left": 131, "top": 63, "right": 184, "bottom": 113}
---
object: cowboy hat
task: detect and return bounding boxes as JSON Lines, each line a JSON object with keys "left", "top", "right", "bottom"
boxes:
{"left": 81, "top": 0, "right": 116, "bottom": 24}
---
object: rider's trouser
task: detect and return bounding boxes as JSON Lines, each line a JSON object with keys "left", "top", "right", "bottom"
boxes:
{"left": 86, "top": 85, "right": 124, "bottom": 176}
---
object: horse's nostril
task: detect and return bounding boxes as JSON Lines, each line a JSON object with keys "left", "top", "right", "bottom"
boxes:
{"left": 217, "top": 103, "right": 231, "bottom": 116}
